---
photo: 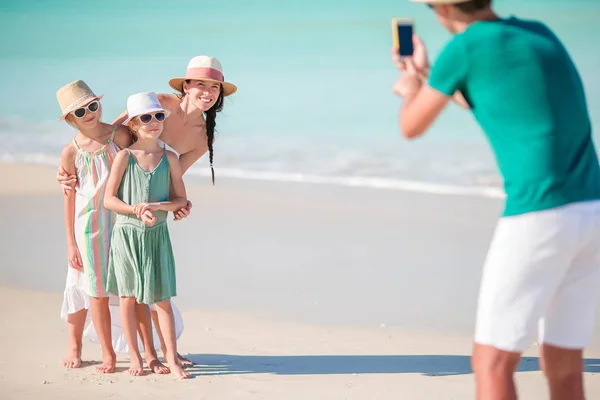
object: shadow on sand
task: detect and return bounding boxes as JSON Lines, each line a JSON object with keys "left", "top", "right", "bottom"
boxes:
{"left": 183, "top": 354, "right": 600, "bottom": 377}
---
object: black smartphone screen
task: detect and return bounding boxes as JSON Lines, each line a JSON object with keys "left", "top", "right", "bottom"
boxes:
{"left": 397, "top": 23, "right": 414, "bottom": 56}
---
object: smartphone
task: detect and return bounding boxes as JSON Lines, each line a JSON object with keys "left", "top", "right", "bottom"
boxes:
{"left": 391, "top": 18, "right": 414, "bottom": 57}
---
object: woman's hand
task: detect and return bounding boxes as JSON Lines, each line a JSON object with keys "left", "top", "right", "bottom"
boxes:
{"left": 57, "top": 165, "right": 78, "bottom": 194}
{"left": 173, "top": 200, "right": 193, "bottom": 222}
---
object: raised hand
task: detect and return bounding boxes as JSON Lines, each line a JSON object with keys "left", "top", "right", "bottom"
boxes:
{"left": 391, "top": 34, "right": 430, "bottom": 76}
{"left": 392, "top": 56, "right": 422, "bottom": 98}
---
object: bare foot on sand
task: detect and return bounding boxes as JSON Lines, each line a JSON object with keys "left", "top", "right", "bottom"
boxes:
{"left": 63, "top": 346, "right": 82, "bottom": 369}
{"left": 177, "top": 353, "right": 194, "bottom": 368}
{"left": 128, "top": 355, "right": 144, "bottom": 377}
{"left": 163, "top": 352, "right": 194, "bottom": 368}
{"left": 146, "top": 356, "right": 170, "bottom": 374}
{"left": 96, "top": 351, "right": 116, "bottom": 374}
{"left": 170, "top": 362, "right": 192, "bottom": 380}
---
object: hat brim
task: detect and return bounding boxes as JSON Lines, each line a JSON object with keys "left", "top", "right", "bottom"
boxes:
{"left": 123, "top": 108, "right": 172, "bottom": 125}
{"left": 59, "top": 94, "right": 104, "bottom": 120}
{"left": 168, "top": 77, "right": 237, "bottom": 97}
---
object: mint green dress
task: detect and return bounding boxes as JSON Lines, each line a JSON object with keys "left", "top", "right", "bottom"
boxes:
{"left": 106, "top": 149, "right": 177, "bottom": 305}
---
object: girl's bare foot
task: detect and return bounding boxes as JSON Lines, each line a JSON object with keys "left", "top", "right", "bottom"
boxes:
{"left": 63, "top": 346, "right": 82, "bottom": 369}
{"left": 170, "top": 362, "right": 192, "bottom": 380}
{"left": 96, "top": 351, "right": 116, "bottom": 374}
{"left": 128, "top": 354, "right": 144, "bottom": 376}
{"left": 163, "top": 352, "right": 194, "bottom": 368}
{"left": 146, "top": 355, "right": 170, "bottom": 374}
{"left": 177, "top": 353, "right": 194, "bottom": 368}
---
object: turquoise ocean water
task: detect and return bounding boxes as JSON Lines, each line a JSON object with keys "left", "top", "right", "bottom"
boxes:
{"left": 1, "top": 0, "right": 599, "bottom": 196}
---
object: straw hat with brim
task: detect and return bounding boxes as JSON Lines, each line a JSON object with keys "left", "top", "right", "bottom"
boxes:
{"left": 56, "top": 80, "right": 104, "bottom": 120}
{"left": 168, "top": 56, "right": 237, "bottom": 96}
{"left": 410, "top": 0, "right": 471, "bottom": 3}
{"left": 123, "top": 91, "right": 171, "bottom": 125}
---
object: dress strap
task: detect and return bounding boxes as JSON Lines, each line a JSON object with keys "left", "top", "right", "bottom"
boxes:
{"left": 71, "top": 137, "right": 82, "bottom": 152}
{"left": 106, "top": 125, "right": 118, "bottom": 144}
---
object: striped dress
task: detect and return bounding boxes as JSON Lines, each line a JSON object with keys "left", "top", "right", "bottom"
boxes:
{"left": 67, "top": 127, "right": 118, "bottom": 299}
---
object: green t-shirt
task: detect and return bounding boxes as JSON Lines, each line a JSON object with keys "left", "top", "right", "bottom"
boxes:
{"left": 429, "top": 17, "right": 600, "bottom": 216}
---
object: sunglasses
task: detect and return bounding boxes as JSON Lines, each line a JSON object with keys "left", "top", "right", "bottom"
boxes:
{"left": 72, "top": 100, "right": 99, "bottom": 119}
{"left": 138, "top": 112, "right": 166, "bottom": 124}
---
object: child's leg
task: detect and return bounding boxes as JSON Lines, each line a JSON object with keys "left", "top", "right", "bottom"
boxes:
{"left": 120, "top": 296, "right": 144, "bottom": 376}
{"left": 150, "top": 309, "right": 168, "bottom": 357}
{"left": 151, "top": 305, "right": 193, "bottom": 367}
{"left": 135, "top": 303, "right": 169, "bottom": 374}
{"left": 89, "top": 297, "right": 116, "bottom": 373}
{"left": 154, "top": 300, "right": 191, "bottom": 379}
{"left": 63, "top": 309, "right": 87, "bottom": 368}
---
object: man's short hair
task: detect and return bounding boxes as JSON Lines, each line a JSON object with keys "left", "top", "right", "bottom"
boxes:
{"left": 453, "top": 0, "right": 492, "bottom": 13}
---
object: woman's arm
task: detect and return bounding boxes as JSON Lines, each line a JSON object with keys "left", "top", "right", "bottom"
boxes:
{"left": 151, "top": 151, "right": 188, "bottom": 212}
{"left": 178, "top": 143, "right": 208, "bottom": 175}
{"left": 113, "top": 125, "right": 134, "bottom": 149}
{"left": 103, "top": 150, "right": 135, "bottom": 214}
{"left": 112, "top": 109, "right": 128, "bottom": 126}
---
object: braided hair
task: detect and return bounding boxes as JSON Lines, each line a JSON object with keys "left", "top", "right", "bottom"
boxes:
{"left": 205, "top": 86, "right": 224, "bottom": 185}
{"left": 178, "top": 82, "right": 225, "bottom": 185}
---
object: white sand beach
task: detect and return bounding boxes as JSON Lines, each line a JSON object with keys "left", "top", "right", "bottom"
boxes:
{"left": 1, "top": 162, "right": 600, "bottom": 399}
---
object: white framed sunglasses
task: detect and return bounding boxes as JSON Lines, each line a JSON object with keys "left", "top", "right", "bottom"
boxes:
{"left": 138, "top": 112, "right": 166, "bottom": 124}
{"left": 71, "top": 100, "right": 100, "bottom": 119}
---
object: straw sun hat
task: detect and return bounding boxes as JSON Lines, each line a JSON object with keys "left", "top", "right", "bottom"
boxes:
{"left": 56, "top": 80, "right": 104, "bottom": 120}
{"left": 168, "top": 56, "right": 237, "bottom": 96}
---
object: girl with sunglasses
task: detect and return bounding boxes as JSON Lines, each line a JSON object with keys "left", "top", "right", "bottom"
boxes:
{"left": 57, "top": 81, "right": 174, "bottom": 375}
{"left": 104, "top": 92, "right": 191, "bottom": 379}
{"left": 56, "top": 80, "right": 133, "bottom": 373}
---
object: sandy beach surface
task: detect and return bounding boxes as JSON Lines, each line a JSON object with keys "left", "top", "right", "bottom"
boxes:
{"left": 1, "top": 162, "right": 600, "bottom": 399}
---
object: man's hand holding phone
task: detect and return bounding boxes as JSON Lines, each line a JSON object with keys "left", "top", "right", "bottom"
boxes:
{"left": 391, "top": 18, "right": 430, "bottom": 99}
{"left": 394, "top": 35, "right": 429, "bottom": 74}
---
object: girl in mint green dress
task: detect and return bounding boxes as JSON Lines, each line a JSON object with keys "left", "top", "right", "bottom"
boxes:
{"left": 104, "top": 92, "right": 191, "bottom": 380}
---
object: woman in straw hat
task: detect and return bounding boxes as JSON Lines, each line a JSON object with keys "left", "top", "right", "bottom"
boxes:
{"left": 57, "top": 80, "right": 174, "bottom": 375}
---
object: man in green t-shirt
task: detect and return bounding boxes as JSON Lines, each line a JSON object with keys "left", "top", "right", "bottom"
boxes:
{"left": 392, "top": 0, "right": 600, "bottom": 398}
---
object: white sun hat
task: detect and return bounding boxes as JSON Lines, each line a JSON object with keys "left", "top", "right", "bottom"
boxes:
{"left": 122, "top": 92, "right": 171, "bottom": 125}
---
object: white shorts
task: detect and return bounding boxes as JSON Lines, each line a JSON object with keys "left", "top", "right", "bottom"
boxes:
{"left": 474, "top": 200, "right": 600, "bottom": 352}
